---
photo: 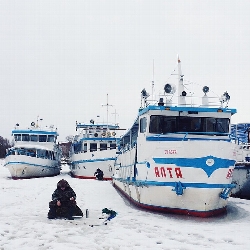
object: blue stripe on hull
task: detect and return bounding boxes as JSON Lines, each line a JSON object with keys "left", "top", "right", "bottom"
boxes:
{"left": 72, "top": 157, "right": 116, "bottom": 164}
{"left": 112, "top": 177, "right": 235, "bottom": 189}
{"left": 4, "top": 161, "right": 60, "bottom": 169}
{"left": 152, "top": 156, "right": 235, "bottom": 177}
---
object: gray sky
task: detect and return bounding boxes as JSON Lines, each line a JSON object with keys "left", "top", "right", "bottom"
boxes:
{"left": 1, "top": 0, "right": 250, "bottom": 141}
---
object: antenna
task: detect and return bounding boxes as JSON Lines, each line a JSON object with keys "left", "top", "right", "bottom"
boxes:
{"left": 151, "top": 59, "right": 155, "bottom": 100}
{"left": 36, "top": 116, "right": 43, "bottom": 128}
{"left": 101, "top": 94, "right": 113, "bottom": 129}
{"left": 112, "top": 109, "right": 119, "bottom": 125}
{"left": 177, "top": 56, "right": 186, "bottom": 106}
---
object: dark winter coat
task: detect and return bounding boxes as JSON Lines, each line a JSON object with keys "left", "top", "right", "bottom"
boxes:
{"left": 51, "top": 179, "right": 76, "bottom": 203}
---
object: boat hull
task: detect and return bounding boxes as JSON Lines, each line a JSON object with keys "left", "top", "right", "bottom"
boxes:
{"left": 231, "top": 164, "right": 250, "bottom": 199}
{"left": 4, "top": 155, "right": 60, "bottom": 179}
{"left": 113, "top": 140, "right": 236, "bottom": 217}
{"left": 70, "top": 150, "right": 116, "bottom": 180}
{"left": 113, "top": 182, "right": 227, "bottom": 217}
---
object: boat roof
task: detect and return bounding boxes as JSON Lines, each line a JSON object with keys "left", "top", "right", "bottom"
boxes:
{"left": 138, "top": 105, "right": 237, "bottom": 116}
{"left": 76, "top": 123, "right": 119, "bottom": 130}
{"left": 12, "top": 129, "right": 58, "bottom": 136}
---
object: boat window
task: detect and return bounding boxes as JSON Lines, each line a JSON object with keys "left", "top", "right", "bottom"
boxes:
{"left": 204, "top": 118, "right": 229, "bottom": 133}
{"left": 14, "top": 134, "right": 21, "bottom": 141}
{"left": 52, "top": 152, "right": 55, "bottom": 160}
{"left": 149, "top": 115, "right": 229, "bottom": 135}
{"left": 9, "top": 149, "right": 15, "bottom": 155}
{"left": 178, "top": 117, "right": 202, "bottom": 132}
{"left": 120, "top": 134, "right": 130, "bottom": 148}
{"left": 140, "top": 117, "right": 147, "bottom": 133}
{"left": 27, "top": 149, "right": 36, "bottom": 157}
{"left": 90, "top": 143, "right": 97, "bottom": 152}
{"left": 47, "top": 135, "right": 55, "bottom": 142}
{"left": 37, "top": 149, "right": 46, "bottom": 158}
{"left": 100, "top": 143, "right": 107, "bottom": 151}
{"left": 30, "top": 135, "right": 38, "bottom": 142}
{"left": 73, "top": 142, "right": 82, "bottom": 154}
{"left": 83, "top": 143, "right": 87, "bottom": 153}
{"left": 39, "top": 135, "right": 47, "bottom": 142}
{"left": 110, "top": 143, "right": 116, "bottom": 150}
{"left": 22, "top": 134, "right": 30, "bottom": 141}
{"left": 150, "top": 115, "right": 176, "bottom": 134}
{"left": 17, "top": 148, "right": 26, "bottom": 155}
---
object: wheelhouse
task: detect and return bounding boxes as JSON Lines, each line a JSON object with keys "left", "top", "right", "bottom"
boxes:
{"left": 12, "top": 130, "right": 58, "bottom": 143}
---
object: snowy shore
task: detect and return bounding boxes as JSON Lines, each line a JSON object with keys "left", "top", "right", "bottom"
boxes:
{"left": 1, "top": 160, "right": 250, "bottom": 250}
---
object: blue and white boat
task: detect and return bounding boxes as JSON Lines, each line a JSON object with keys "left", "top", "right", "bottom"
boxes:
{"left": 69, "top": 121, "right": 120, "bottom": 180}
{"left": 4, "top": 121, "right": 61, "bottom": 179}
{"left": 230, "top": 123, "right": 250, "bottom": 199}
{"left": 112, "top": 57, "right": 237, "bottom": 217}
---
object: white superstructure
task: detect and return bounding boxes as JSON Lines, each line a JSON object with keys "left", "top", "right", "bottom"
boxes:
{"left": 69, "top": 122, "right": 120, "bottom": 180}
{"left": 4, "top": 122, "right": 61, "bottom": 179}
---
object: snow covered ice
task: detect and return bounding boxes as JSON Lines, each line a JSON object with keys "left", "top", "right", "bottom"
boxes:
{"left": 1, "top": 159, "right": 250, "bottom": 250}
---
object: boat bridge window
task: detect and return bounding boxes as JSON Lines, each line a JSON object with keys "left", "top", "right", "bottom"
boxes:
{"left": 83, "top": 143, "right": 87, "bottom": 153}
{"left": 47, "top": 135, "right": 55, "bottom": 142}
{"left": 100, "top": 143, "right": 107, "bottom": 151}
{"left": 149, "top": 115, "right": 229, "bottom": 135}
{"left": 22, "top": 134, "right": 30, "bottom": 141}
{"left": 30, "top": 135, "right": 38, "bottom": 142}
{"left": 39, "top": 135, "right": 47, "bottom": 142}
{"left": 140, "top": 117, "right": 147, "bottom": 133}
{"left": 110, "top": 143, "right": 116, "bottom": 150}
{"left": 73, "top": 142, "right": 82, "bottom": 154}
{"left": 90, "top": 143, "right": 97, "bottom": 152}
{"left": 14, "top": 134, "right": 21, "bottom": 141}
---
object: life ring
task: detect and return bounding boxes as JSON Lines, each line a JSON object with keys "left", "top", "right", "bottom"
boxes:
{"left": 112, "top": 132, "right": 116, "bottom": 136}
{"left": 102, "top": 132, "right": 106, "bottom": 136}
{"left": 107, "top": 132, "right": 111, "bottom": 137}
{"left": 31, "top": 122, "right": 35, "bottom": 127}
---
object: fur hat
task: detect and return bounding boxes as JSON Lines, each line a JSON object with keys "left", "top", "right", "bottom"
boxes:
{"left": 57, "top": 179, "right": 69, "bottom": 189}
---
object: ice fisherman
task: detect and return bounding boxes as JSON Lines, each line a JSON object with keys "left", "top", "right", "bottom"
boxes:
{"left": 48, "top": 179, "right": 76, "bottom": 220}
{"left": 94, "top": 168, "right": 104, "bottom": 180}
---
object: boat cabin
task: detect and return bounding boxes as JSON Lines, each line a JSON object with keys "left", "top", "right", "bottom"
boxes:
{"left": 72, "top": 123, "right": 119, "bottom": 154}
{"left": 12, "top": 130, "right": 58, "bottom": 143}
{"left": 119, "top": 106, "right": 235, "bottom": 151}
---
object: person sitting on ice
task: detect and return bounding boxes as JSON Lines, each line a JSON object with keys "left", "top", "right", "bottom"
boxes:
{"left": 48, "top": 179, "right": 77, "bottom": 220}
{"left": 94, "top": 168, "right": 104, "bottom": 180}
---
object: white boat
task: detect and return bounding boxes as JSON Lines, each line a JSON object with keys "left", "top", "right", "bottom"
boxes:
{"left": 4, "top": 121, "right": 61, "bottom": 179}
{"left": 69, "top": 122, "right": 120, "bottom": 180}
{"left": 112, "top": 57, "right": 237, "bottom": 217}
{"left": 230, "top": 123, "right": 250, "bottom": 199}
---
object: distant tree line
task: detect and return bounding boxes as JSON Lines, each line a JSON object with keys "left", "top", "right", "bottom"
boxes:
{"left": 0, "top": 136, "right": 12, "bottom": 158}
